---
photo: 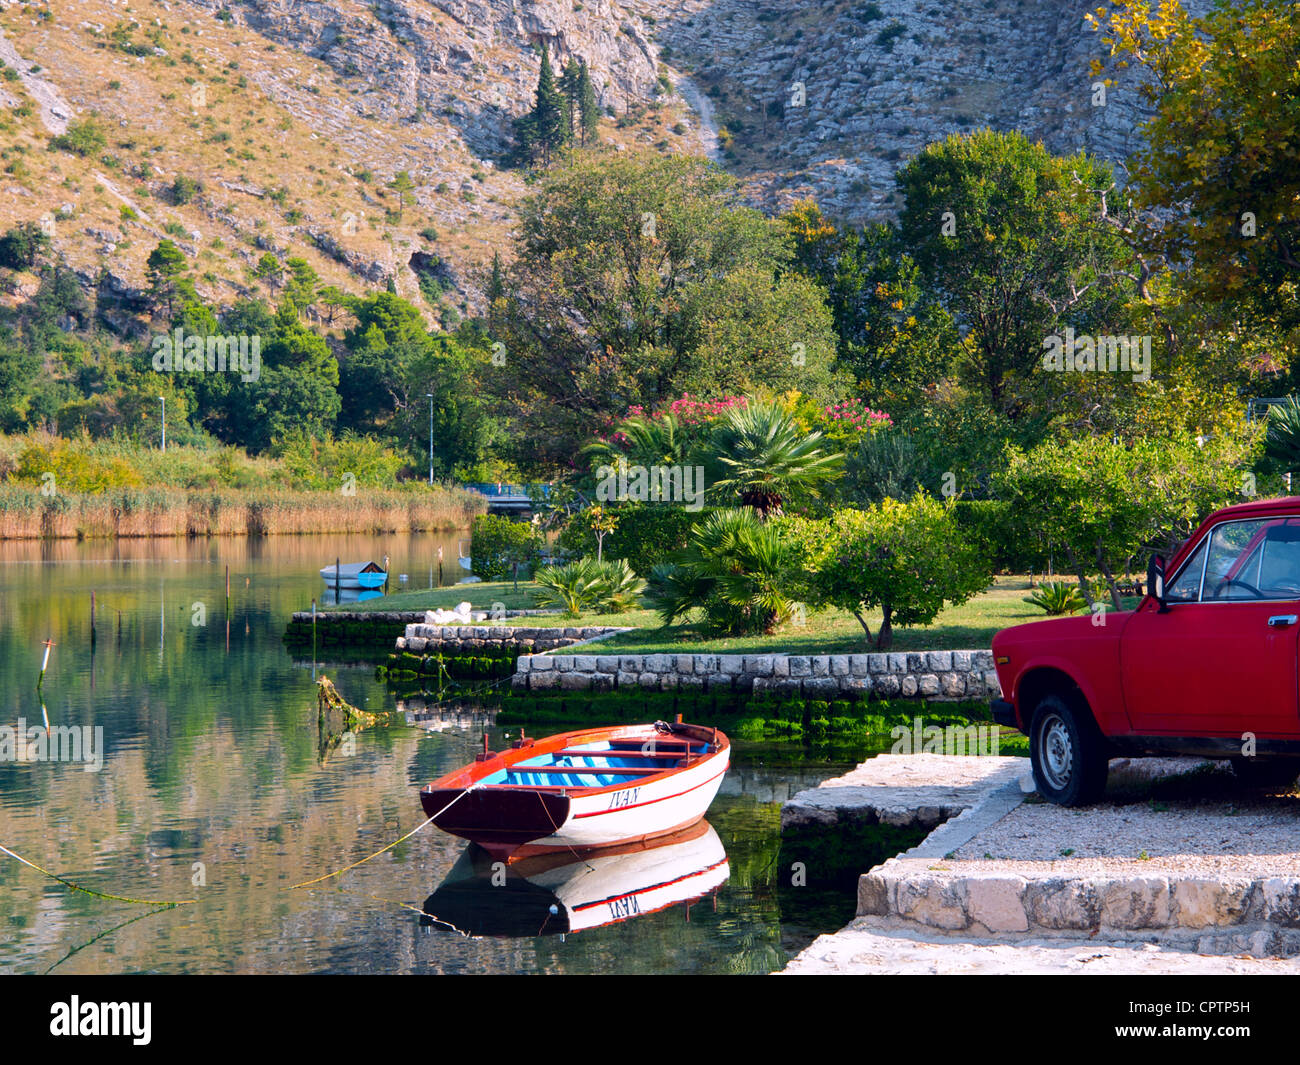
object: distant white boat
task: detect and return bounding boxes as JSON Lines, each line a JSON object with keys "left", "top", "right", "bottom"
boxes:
{"left": 320, "top": 561, "right": 387, "bottom": 590}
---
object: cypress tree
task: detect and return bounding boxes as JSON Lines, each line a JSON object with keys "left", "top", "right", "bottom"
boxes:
{"left": 530, "top": 42, "right": 567, "bottom": 167}
{"left": 577, "top": 60, "right": 599, "bottom": 146}
{"left": 560, "top": 58, "right": 582, "bottom": 140}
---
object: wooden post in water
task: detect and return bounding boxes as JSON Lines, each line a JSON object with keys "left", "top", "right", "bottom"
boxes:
{"left": 335, "top": 556, "right": 341, "bottom": 603}
{"left": 225, "top": 565, "right": 230, "bottom": 615}
{"left": 37, "top": 638, "right": 53, "bottom": 691}
{"left": 90, "top": 591, "right": 96, "bottom": 647}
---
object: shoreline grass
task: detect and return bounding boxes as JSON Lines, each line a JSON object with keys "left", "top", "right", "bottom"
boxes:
{"left": 0, "top": 485, "right": 484, "bottom": 539}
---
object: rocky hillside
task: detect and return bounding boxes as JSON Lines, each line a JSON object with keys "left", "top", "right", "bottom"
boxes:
{"left": 632, "top": 0, "right": 1212, "bottom": 220}
{"left": 0, "top": 0, "right": 699, "bottom": 327}
{"left": 0, "top": 0, "right": 1199, "bottom": 323}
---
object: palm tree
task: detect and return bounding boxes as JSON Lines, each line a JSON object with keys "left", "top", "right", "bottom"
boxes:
{"left": 711, "top": 397, "right": 845, "bottom": 517}
{"left": 1263, "top": 397, "right": 1300, "bottom": 480}
{"left": 645, "top": 508, "right": 796, "bottom": 633}
{"left": 582, "top": 412, "right": 702, "bottom": 470}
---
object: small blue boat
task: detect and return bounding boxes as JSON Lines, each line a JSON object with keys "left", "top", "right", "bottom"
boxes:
{"left": 320, "top": 561, "right": 388, "bottom": 590}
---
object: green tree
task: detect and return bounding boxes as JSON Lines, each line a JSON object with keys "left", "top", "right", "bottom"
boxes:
{"left": 583, "top": 411, "right": 709, "bottom": 473}
{"left": 229, "top": 305, "right": 340, "bottom": 450}
{"left": 387, "top": 170, "right": 416, "bottom": 221}
{"left": 1259, "top": 398, "right": 1300, "bottom": 479}
{"left": 995, "top": 434, "right": 1249, "bottom": 610}
{"left": 317, "top": 285, "right": 355, "bottom": 328}
{"left": 282, "top": 257, "right": 320, "bottom": 316}
{"left": 784, "top": 201, "right": 959, "bottom": 413}
{"left": 0, "top": 328, "right": 42, "bottom": 429}
{"left": 145, "top": 239, "right": 188, "bottom": 318}
{"left": 470, "top": 514, "right": 543, "bottom": 581}
{"left": 388, "top": 334, "right": 504, "bottom": 478}
{"left": 1094, "top": 0, "right": 1300, "bottom": 335}
{"left": 897, "top": 129, "right": 1133, "bottom": 414}
{"left": 339, "top": 291, "right": 433, "bottom": 433}
{"left": 492, "top": 150, "right": 839, "bottom": 468}
{"left": 50, "top": 117, "right": 106, "bottom": 156}
{"left": 780, "top": 495, "right": 991, "bottom": 649}
{"left": 253, "top": 252, "right": 283, "bottom": 292}
{"left": 513, "top": 42, "right": 568, "bottom": 167}
{"left": 645, "top": 508, "right": 798, "bottom": 634}
{"left": 577, "top": 60, "right": 600, "bottom": 146}
{"left": 171, "top": 175, "right": 202, "bottom": 204}
{"left": 0, "top": 222, "right": 51, "bottom": 271}
{"left": 559, "top": 58, "right": 582, "bottom": 140}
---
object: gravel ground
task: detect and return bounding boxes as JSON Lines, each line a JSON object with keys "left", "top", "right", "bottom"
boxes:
{"left": 948, "top": 758, "right": 1300, "bottom": 877}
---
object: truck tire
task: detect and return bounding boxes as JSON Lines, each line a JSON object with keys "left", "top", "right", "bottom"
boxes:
{"left": 1231, "top": 758, "right": 1299, "bottom": 790}
{"left": 1029, "top": 693, "right": 1109, "bottom": 806}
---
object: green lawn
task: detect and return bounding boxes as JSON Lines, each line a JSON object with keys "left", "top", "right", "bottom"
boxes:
{"left": 327, "top": 581, "right": 544, "bottom": 613}
{"left": 340, "top": 575, "right": 1133, "bottom": 654}
{"left": 600, "top": 576, "right": 1136, "bottom": 655}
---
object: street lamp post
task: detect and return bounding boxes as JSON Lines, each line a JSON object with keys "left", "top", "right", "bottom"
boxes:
{"left": 159, "top": 396, "right": 166, "bottom": 452}
{"left": 426, "top": 393, "right": 434, "bottom": 485}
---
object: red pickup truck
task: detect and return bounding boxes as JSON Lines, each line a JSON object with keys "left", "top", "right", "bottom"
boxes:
{"left": 991, "top": 497, "right": 1300, "bottom": 804}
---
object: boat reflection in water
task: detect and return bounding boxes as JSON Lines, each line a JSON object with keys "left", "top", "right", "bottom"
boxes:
{"left": 320, "top": 586, "right": 384, "bottom": 607}
{"left": 421, "top": 821, "right": 729, "bottom": 938}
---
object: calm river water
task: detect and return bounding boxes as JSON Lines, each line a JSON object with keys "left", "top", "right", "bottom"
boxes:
{"left": 0, "top": 533, "right": 889, "bottom": 974}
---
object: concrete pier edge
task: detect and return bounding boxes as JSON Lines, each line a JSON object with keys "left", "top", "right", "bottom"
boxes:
{"left": 781, "top": 755, "right": 1300, "bottom": 967}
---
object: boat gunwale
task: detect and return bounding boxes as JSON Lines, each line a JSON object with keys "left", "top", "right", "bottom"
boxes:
{"left": 422, "top": 723, "right": 730, "bottom": 799}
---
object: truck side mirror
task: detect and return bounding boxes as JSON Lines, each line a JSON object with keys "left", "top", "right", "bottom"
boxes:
{"left": 1147, "top": 554, "right": 1168, "bottom": 611}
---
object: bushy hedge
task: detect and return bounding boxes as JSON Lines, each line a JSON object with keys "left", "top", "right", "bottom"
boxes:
{"left": 556, "top": 501, "right": 700, "bottom": 575}
{"left": 470, "top": 513, "right": 542, "bottom": 580}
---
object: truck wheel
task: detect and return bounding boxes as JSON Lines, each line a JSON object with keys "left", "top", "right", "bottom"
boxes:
{"left": 1231, "top": 759, "right": 1299, "bottom": 790}
{"left": 1029, "top": 694, "right": 1109, "bottom": 806}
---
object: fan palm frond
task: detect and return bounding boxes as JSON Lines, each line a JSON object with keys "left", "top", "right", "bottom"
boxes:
{"left": 711, "top": 397, "right": 845, "bottom": 516}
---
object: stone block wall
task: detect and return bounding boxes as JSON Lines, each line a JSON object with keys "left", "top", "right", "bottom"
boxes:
{"left": 397, "top": 623, "right": 630, "bottom": 656}
{"left": 512, "top": 649, "right": 1001, "bottom": 700}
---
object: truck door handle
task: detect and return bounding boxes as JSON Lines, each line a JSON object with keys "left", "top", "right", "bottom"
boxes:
{"left": 1268, "top": 615, "right": 1298, "bottom": 627}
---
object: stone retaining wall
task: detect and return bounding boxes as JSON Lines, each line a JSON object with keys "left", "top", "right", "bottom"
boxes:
{"left": 858, "top": 864, "right": 1300, "bottom": 956}
{"left": 397, "top": 624, "right": 630, "bottom": 655}
{"left": 513, "top": 649, "right": 1000, "bottom": 699}
{"left": 284, "top": 608, "right": 557, "bottom": 647}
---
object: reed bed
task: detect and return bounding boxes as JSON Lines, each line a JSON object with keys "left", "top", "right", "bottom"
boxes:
{"left": 0, "top": 485, "right": 485, "bottom": 539}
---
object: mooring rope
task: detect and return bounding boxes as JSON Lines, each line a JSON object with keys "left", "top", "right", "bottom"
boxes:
{"left": 3, "top": 785, "right": 481, "bottom": 904}
{"left": 287, "top": 784, "right": 481, "bottom": 890}
{"left": 3, "top": 676, "right": 511, "bottom": 911}
{"left": 0, "top": 844, "right": 196, "bottom": 907}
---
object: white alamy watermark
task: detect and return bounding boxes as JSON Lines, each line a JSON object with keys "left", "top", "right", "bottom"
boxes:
{"left": 890, "top": 717, "right": 1001, "bottom": 756}
{"left": 151, "top": 327, "right": 262, "bottom": 382}
{"left": 0, "top": 718, "right": 104, "bottom": 772}
{"left": 50, "top": 997, "right": 151, "bottom": 1045}
{"left": 595, "top": 459, "right": 705, "bottom": 512}
{"left": 1041, "top": 327, "right": 1151, "bottom": 383}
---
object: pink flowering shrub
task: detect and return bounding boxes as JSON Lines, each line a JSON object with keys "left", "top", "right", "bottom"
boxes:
{"left": 625, "top": 394, "right": 748, "bottom": 426}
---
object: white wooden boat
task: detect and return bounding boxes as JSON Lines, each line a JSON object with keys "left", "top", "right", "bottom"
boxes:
{"left": 419, "top": 720, "right": 730, "bottom": 862}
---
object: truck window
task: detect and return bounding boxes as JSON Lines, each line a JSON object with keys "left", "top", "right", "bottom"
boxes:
{"left": 1165, "top": 540, "right": 1207, "bottom": 602}
{"left": 1202, "top": 518, "right": 1300, "bottom": 601}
